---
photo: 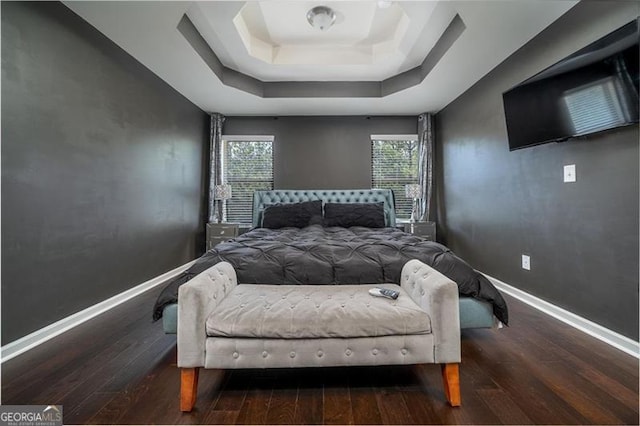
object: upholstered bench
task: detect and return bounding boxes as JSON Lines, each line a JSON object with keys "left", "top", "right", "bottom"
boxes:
{"left": 177, "top": 259, "right": 461, "bottom": 411}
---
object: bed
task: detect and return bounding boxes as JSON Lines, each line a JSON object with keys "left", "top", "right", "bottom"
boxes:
{"left": 153, "top": 189, "right": 508, "bottom": 331}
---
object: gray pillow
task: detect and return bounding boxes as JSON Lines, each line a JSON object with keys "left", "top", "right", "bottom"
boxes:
{"left": 323, "top": 202, "right": 385, "bottom": 228}
{"left": 262, "top": 200, "right": 323, "bottom": 229}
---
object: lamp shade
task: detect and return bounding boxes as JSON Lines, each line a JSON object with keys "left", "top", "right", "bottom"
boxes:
{"left": 214, "top": 184, "right": 232, "bottom": 200}
{"left": 405, "top": 184, "right": 422, "bottom": 199}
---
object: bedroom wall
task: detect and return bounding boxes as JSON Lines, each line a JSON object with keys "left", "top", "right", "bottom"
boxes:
{"left": 435, "top": 1, "right": 639, "bottom": 339}
{"left": 1, "top": 2, "right": 208, "bottom": 344}
{"left": 224, "top": 116, "right": 417, "bottom": 189}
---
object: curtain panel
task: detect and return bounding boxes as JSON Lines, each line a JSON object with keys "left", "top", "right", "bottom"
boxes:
{"left": 208, "top": 113, "right": 225, "bottom": 223}
{"left": 417, "top": 113, "right": 434, "bottom": 222}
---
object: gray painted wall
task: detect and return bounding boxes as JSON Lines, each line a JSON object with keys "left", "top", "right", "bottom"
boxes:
{"left": 224, "top": 116, "right": 416, "bottom": 189}
{"left": 1, "top": 2, "right": 208, "bottom": 344}
{"left": 436, "top": 1, "right": 639, "bottom": 339}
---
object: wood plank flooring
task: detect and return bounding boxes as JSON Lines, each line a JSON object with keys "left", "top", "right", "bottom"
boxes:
{"left": 1, "top": 285, "right": 638, "bottom": 424}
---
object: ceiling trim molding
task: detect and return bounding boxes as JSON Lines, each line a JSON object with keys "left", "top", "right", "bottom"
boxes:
{"left": 382, "top": 14, "right": 465, "bottom": 96}
{"left": 177, "top": 13, "right": 465, "bottom": 99}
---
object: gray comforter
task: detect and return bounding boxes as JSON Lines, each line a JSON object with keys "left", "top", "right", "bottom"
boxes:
{"left": 153, "top": 225, "right": 508, "bottom": 325}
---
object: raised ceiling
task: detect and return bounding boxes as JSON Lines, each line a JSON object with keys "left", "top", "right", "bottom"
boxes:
{"left": 63, "top": 1, "right": 578, "bottom": 115}
{"left": 191, "top": 1, "right": 449, "bottom": 81}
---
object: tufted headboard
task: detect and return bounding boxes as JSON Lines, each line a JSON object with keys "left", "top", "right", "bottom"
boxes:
{"left": 252, "top": 189, "right": 397, "bottom": 227}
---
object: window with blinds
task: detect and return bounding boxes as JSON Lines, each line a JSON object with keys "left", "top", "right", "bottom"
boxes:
{"left": 221, "top": 136, "right": 274, "bottom": 224}
{"left": 371, "top": 136, "right": 419, "bottom": 219}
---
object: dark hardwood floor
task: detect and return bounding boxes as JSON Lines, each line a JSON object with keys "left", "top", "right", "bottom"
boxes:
{"left": 2, "top": 285, "right": 638, "bottom": 425}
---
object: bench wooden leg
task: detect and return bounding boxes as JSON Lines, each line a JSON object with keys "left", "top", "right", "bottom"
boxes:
{"left": 180, "top": 367, "right": 199, "bottom": 412}
{"left": 441, "top": 363, "right": 461, "bottom": 406}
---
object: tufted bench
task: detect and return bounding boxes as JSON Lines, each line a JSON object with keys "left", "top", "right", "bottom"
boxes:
{"left": 177, "top": 259, "right": 461, "bottom": 411}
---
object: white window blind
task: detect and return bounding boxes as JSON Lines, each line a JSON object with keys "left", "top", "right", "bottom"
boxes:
{"left": 371, "top": 136, "right": 419, "bottom": 219}
{"left": 221, "top": 136, "right": 274, "bottom": 224}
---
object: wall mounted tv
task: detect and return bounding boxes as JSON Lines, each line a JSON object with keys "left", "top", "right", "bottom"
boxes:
{"left": 503, "top": 19, "right": 639, "bottom": 151}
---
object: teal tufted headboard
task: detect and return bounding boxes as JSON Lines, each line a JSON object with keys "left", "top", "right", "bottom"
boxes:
{"left": 252, "top": 189, "right": 397, "bottom": 227}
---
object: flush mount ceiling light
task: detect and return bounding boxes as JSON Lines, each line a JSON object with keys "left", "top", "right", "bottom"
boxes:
{"left": 306, "top": 6, "right": 336, "bottom": 31}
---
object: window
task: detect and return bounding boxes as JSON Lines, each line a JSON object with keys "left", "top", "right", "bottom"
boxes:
{"left": 371, "top": 135, "right": 419, "bottom": 219}
{"left": 221, "top": 135, "right": 274, "bottom": 224}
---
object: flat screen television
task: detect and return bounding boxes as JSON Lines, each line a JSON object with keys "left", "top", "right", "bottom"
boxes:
{"left": 503, "top": 19, "right": 639, "bottom": 151}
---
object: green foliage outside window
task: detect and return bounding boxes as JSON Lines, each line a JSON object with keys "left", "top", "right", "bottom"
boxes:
{"left": 371, "top": 139, "right": 419, "bottom": 219}
{"left": 222, "top": 140, "right": 273, "bottom": 224}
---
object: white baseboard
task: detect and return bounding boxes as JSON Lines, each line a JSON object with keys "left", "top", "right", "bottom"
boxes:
{"left": 4, "top": 263, "right": 637, "bottom": 361}
{"left": 1, "top": 259, "right": 197, "bottom": 363}
{"left": 484, "top": 273, "right": 640, "bottom": 359}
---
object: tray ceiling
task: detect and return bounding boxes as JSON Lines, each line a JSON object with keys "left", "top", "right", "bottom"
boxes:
{"left": 63, "top": 1, "right": 578, "bottom": 115}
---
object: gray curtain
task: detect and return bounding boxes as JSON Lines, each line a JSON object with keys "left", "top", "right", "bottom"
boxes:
{"left": 208, "top": 113, "right": 225, "bottom": 223}
{"left": 417, "top": 113, "right": 434, "bottom": 222}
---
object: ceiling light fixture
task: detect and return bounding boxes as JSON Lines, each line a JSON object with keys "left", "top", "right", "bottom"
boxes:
{"left": 306, "top": 6, "right": 336, "bottom": 31}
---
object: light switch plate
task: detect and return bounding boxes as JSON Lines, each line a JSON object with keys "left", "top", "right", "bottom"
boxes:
{"left": 522, "top": 254, "right": 531, "bottom": 271}
{"left": 564, "top": 164, "right": 576, "bottom": 182}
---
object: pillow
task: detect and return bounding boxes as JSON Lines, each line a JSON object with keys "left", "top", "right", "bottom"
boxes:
{"left": 323, "top": 202, "right": 385, "bottom": 228}
{"left": 262, "top": 200, "right": 323, "bottom": 229}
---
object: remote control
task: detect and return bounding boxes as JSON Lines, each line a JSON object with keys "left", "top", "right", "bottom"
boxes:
{"left": 368, "top": 287, "right": 400, "bottom": 300}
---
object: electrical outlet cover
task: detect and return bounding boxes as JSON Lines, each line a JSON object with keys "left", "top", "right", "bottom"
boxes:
{"left": 522, "top": 254, "right": 531, "bottom": 270}
{"left": 564, "top": 164, "right": 576, "bottom": 182}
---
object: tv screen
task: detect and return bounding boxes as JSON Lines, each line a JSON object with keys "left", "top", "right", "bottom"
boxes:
{"left": 503, "top": 19, "right": 639, "bottom": 151}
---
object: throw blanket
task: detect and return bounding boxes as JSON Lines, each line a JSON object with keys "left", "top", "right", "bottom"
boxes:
{"left": 152, "top": 225, "right": 509, "bottom": 325}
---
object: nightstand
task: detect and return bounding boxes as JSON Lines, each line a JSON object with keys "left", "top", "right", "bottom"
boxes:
{"left": 206, "top": 223, "right": 239, "bottom": 250}
{"left": 404, "top": 221, "right": 436, "bottom": 241}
